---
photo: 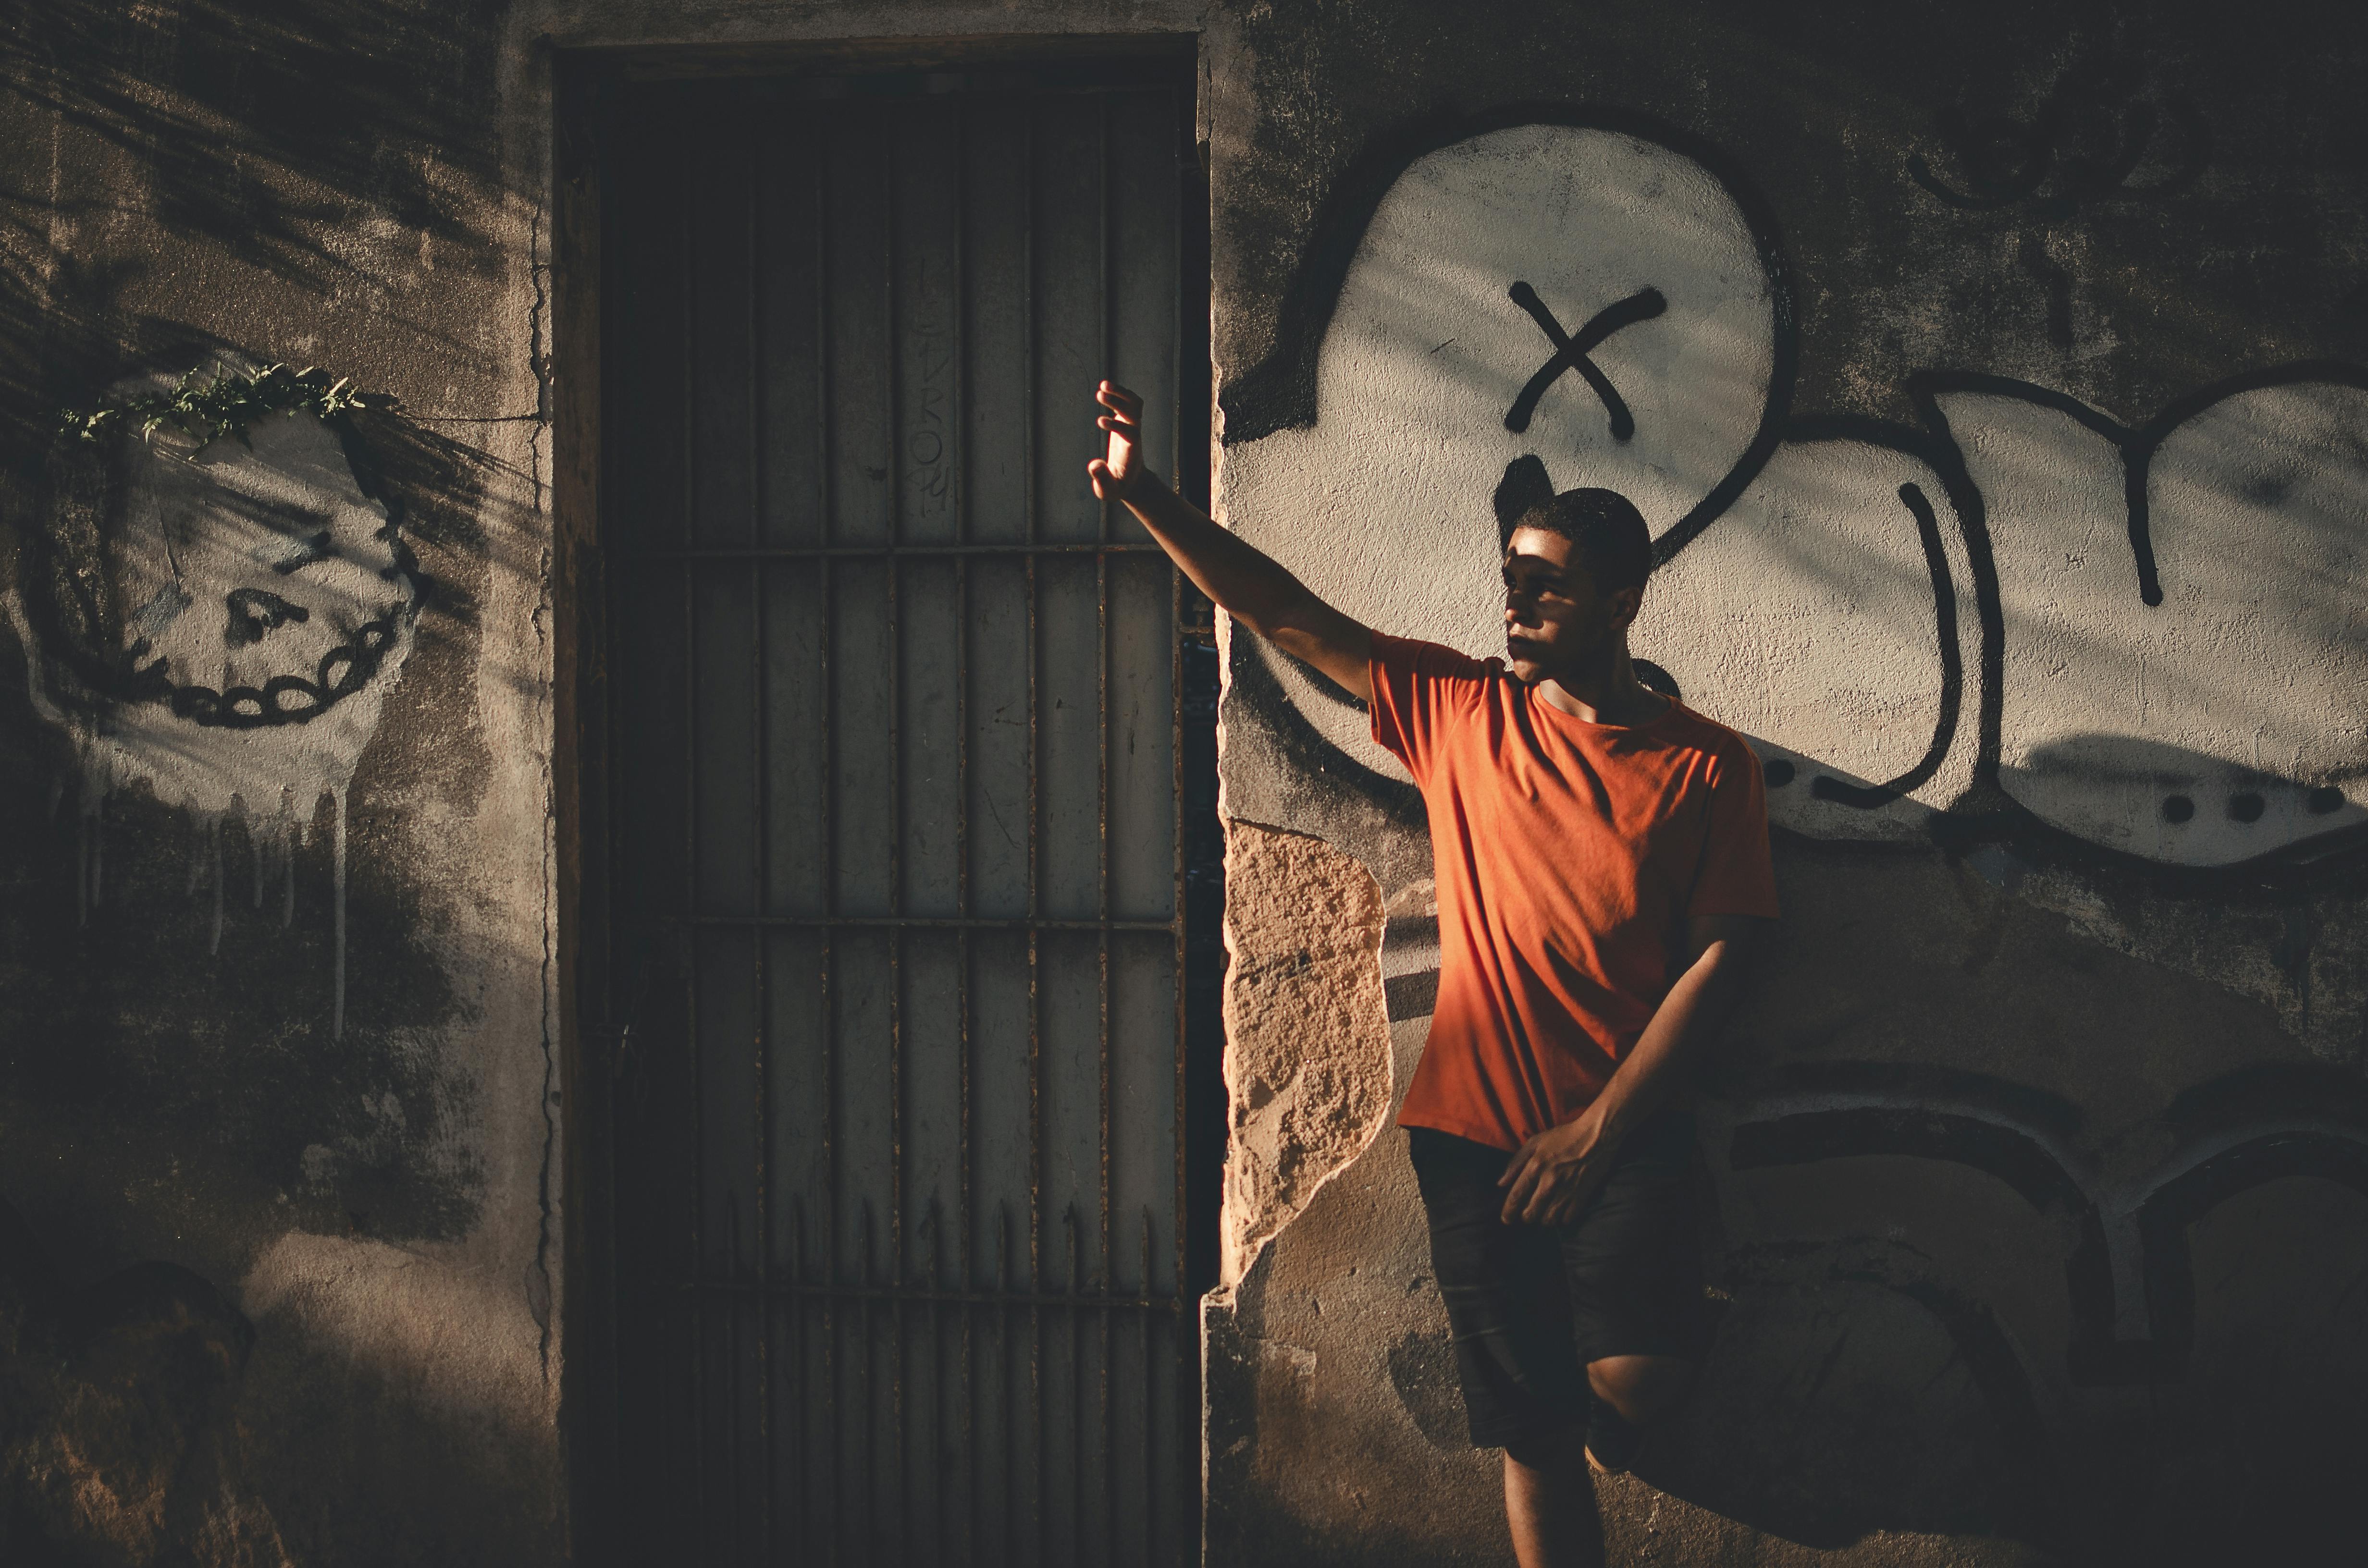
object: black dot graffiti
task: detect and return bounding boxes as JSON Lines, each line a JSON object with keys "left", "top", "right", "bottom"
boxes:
{"left": 1503, "top": 283, "right": 1667, "bottom": 439}
{"left": 2162, "top": 795, "right": 2196, "bottom": 823}
{"left": 2227, "top": 792, "right": 2266, "bottom": 823}
{"left": 2307, "top": 787, "right": 2346, "bottom": 816}
{"left": 1764, "top": 758, "right": 1797, "bottom": 788}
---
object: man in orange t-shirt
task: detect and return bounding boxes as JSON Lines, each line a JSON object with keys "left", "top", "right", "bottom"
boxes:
{"left": 1091, "top": 382, "right": 1777, "bottom": 1568}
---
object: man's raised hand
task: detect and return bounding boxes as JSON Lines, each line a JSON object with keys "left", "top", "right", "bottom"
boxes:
{"left": 1088, "top": 380, "right": 1145, "bottom": 502}
{"left": 1082, "top": 375, "right": 1376, "bottom": 703}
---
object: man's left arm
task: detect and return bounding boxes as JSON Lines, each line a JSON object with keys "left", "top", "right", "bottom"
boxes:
{"left": 1499, "top": 913, "right": 1772, "bottom": 1225}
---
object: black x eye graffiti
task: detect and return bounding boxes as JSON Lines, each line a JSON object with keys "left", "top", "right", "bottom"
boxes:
{"left": 1504, "top": 283, "right": 1668, "bottom": 440}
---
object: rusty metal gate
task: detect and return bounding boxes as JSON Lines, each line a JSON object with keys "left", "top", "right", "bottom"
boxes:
{"left": 583, "top": 56, "right": 1218, "bottom": 1568}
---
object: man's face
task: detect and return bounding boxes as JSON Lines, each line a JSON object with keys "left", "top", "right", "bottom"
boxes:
{"left": 1501, "top": 525, "right": 1643, "bottom": 686}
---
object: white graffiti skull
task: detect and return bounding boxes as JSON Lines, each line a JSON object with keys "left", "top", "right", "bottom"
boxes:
{"left": 1221, "top": 122, "right": 2368, "bottom": 869}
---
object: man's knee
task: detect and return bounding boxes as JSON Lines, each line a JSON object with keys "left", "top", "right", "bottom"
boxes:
{"left": 1502, "top": 1423, "right": 1584, "bottom": 1475}
{"left": 1586, "top": 1353, "right": 1692, "bottom": 1424}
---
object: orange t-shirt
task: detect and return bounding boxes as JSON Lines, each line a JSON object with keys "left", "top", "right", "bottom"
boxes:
{"left": 1369, "top": 633, "right": 1779, "bottom": 1151}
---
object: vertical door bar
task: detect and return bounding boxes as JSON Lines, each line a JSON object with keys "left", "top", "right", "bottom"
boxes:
{"left": 1167, "top": 84, "right": 1194, "bottom": 1568}
{"left": 743, "top": 110, "right": 775, "bottom": 1566}
{"left": 813, "top": 109, "right": 844, "bottom": 1563}
{"left": 951, "top": 94, "right": 976, "bottom": 1568}
{"left": 676, "top": 139, "right": 709, "bottom": 1554}
{"left": 1021, "top": 96, "right": 1047, "bottom": 1568}
{"left": 1093, "top": 87, "right": 1117, "bottom": 1568}
{"left": 882, "top": 110, "right": 910, "bottom": 1568}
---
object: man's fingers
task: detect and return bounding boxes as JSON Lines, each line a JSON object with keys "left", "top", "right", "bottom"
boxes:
{"left": 1499, "top": 1162, "right": 1543, "bottom": 1223}
{"left": 1096, "top": 380, "right": 1144, "bottom": 416}
{"left": 1496, "top": 1174, "right": 1526, "bottom": 1222}
{"left": 1498, "top": 1140, "right": 1539, "bottom": 1188}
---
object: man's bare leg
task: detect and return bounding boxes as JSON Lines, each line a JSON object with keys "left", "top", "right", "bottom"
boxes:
{"left": 1589, "top": 1354, "right": 1693, "bottom": 1427}
{"left": 1502, "top": 1356, "right": 1695, "bottom": 1566}
{"left": 1503, "top": 1428, "right": 1604, "bottom": 1568}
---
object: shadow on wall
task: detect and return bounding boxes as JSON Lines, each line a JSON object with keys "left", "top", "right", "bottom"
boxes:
{"left": 0, "top": 368, "right": 546, "bottom": 1563}
{"left": 0, "top": 379, "right": 517, "bottom": 1265}
{"left": 1, "top": 1187, "right": 565, "bottom": 1568}
{"left": 0, "top": 693, "right": 565, "bottom": 1567}
{"left": 1641, "top": 1240, "right": 2056, "bottom": 1550}
{"left": 0, "top": 1, "right": 511, "bottom": 457}
{"left": 1208, "top": 1049, "right": 2368, "bottom": 1565}
{"left": 0, "top": 12, "right": 553, "bottom": 1567}
{"left": 0, "top": 1190, "right": 288, "bottom": 1565}
{"left": 1218, "top": 110, "right": 2368, "bottom": 887}
{"left": 1209, "top": 96, "right": 2368, "bottom": 1568}
{"left": 1655, "top": 1057, "right": 2368, "bottom": 1565}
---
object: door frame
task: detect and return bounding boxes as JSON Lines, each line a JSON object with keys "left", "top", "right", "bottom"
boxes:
{"left": 549, "top": 38, "right": 1211, "bottom": 1563}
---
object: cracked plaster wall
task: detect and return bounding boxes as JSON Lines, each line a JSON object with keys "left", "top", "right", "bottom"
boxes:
{"left": 1201, "top": 3, "right": 2368, "bottom": 1566}
{"left": 1215, "top": 820, "right": 1393, "bottom": 1287}
{"left": 0, "top": 1, "right": 1215, "bottom": 1565}
{"left": 13, "top": 1, "right": 2368, "bottom": 1565}
{"left": 4, "top": 1, "right": 562, "bottom": 1562}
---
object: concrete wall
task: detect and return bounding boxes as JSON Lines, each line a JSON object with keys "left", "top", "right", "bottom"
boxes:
{"left": 0, "top": 3, "right": 559, "bottom": 1561}
{"left": 1205, "top": 3, "right": 2368, "bottom": 1565}
{"left": 5, "top": 2, "right": 2367, "bottom": 1565}
{"left": 0, "top": 2, "right": 1204, "bottom": 1564}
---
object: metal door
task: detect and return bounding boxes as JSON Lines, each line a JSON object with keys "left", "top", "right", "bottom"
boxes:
{"left": 591, "top": 58, "right": 1217, "bottom": 1568}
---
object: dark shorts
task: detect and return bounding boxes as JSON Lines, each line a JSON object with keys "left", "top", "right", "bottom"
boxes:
{"left": 1408, "top": 1112, "right": 1708, "bottom": 1452}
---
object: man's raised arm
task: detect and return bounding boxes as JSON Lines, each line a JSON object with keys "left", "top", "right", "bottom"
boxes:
{"left": 1087, "top": 380, "right": 1373, "bottom": 703}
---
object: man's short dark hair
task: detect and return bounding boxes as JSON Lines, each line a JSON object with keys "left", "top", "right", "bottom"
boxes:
{"left": 1516, "top": 487, "right": 1654, "bottom": 596}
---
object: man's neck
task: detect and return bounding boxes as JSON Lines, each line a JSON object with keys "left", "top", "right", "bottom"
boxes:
{"left": 1535, "top": 648, "right": 1669, "bottom": 727}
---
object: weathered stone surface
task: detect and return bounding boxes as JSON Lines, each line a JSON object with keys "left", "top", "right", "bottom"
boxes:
{"left": 1218, "top": 821, "right": 1394, "bottom": 1286}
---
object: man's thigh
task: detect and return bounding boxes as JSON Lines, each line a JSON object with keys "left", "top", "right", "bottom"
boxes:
{"left": 1408, "top": 1129, "right": 1591, "bottom": 1450}
{"left": 1408, "top": 1118, "right": 1709, "bottom": 1450}
{"left": 1558, "top": 1112, "right": 1708, "bottom": 1368}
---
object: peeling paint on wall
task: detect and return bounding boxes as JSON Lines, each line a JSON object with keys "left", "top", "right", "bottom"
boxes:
{"left": 1205, "top": 34, "right": 2368, "bottom": 1556}
{"left": 1218, "top": 821, "right": 1394, "bottom": 1286}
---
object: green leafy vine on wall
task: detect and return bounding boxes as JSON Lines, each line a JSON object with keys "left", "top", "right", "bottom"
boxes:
{"left": 56, "top": 362, "right": 393, "bottom": 450}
